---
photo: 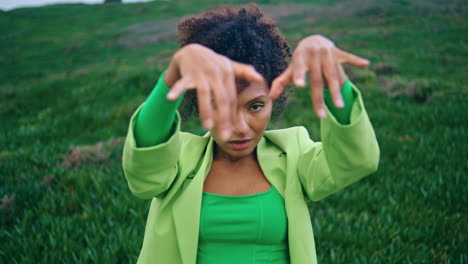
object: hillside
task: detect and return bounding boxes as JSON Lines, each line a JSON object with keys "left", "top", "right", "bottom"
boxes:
{"left": 1, "top": 0, "right": 467, "bottom": 263}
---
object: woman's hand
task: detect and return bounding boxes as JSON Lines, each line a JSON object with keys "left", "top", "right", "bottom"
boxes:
{"left": 269, "top": 35, "right": 370, "bottom": 119}
{"left": 164, "top": 43, "right": 265, "bottom": 140}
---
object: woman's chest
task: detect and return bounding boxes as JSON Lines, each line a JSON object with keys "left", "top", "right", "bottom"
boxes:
{"left": 202, "top": 159, "right": 271, "bottom": 196}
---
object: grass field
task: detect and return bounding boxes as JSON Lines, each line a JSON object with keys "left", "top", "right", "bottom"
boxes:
{"left": 1, "top": 0, "right": 467, "bottom": 263}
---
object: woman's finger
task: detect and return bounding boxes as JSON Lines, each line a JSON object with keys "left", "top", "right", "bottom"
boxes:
{"left": 309, "top": 54, "right": 326, "bottom": 119}
{"left": 335, "top": 48, "right": 370, "bottom": 67}
{"left": 211, "top": 74, "right": 232, "bottom": 141}
{"left": 196, "top": 77, "right": 214, "bottom": 130}
{"left": 221, "top": 57, "right": 237, "bottom": 101}
{"left": 269, "top": 65, "right": 292, "bottom": 100}
{"left": 292, "top": 47, "right": 308, "bottom": 88}
{"left": 223, "top": 67, "right": 237, "bottom": 128}
{"left": 323, "top": 48, "right": 344, "bottom": 109}
{"left": 167, "top": 77, "right": 193, "bottom": 101}
{"left": 336, "top": 63, "right": 348, "bottom": 87}
{"left": 232, "top": 62, "right": 264, "bottom": 84}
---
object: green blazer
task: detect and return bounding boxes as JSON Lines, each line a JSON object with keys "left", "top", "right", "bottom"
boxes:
{"left": 122, "top": 85, "right": 380, "bottom": 264}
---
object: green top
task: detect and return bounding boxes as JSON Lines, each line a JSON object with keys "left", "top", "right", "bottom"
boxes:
{"left": 198, "top": 185, "right": 289, "bottom": 264}
{"left": 134, "top": 69, "right": 355, "bottom": 148}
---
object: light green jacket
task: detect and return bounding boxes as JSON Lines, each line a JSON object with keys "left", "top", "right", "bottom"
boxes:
{"left": 122, "top": 85, "right": 380, "bottom": 264}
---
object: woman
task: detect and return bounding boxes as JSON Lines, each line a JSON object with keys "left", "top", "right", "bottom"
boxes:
{"left": 122, "top": 4, "right": 379, "bottom": 264}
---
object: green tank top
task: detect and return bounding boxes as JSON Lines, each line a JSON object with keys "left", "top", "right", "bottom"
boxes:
{"left": 197, "top": 184, "right": 290, "bottom": 264}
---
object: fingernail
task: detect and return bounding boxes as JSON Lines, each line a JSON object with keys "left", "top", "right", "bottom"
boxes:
{"left": 338, "top": 98, "right": 344, "bottom": 108}
{"left": 318, "top": 109, "right": 327, "bottom": 119}
{"left": 295, "top": 78, "right": 305, "bottom": 87}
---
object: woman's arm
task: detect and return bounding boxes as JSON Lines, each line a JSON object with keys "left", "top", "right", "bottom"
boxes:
{"left": 134, "top": 70, "right": 184, "bottom": 148}
{"left": 123, "top": 44, "right": 265, "bottom": 199}
{"left": 122, "top": 70, "right": 184, "bottom": 199}
{"left": 297, "top": 83, "right": 379, "bottom": 202}
{"left": 269, "top": 35, "right": 378, "bottom": 201}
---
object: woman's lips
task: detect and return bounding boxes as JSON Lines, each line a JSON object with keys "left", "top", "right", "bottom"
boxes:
{"left": 229, "top": 139, "right": 252, "bottom": 150}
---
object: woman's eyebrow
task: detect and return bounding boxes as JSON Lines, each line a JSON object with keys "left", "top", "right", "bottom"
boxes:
{"left": 245, "top": 95, "right": 268, "bottom": 104}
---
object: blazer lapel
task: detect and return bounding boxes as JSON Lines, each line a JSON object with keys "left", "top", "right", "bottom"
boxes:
{"left": 257, "top": 136, "right": 287, "bottom": 198}
{"left": 172, "top": 135, "right": 214, "bottom": 264}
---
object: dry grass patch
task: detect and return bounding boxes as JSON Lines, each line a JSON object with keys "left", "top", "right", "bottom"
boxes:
{"left": 60, "top": 137, "right": 124, "bottom": 168}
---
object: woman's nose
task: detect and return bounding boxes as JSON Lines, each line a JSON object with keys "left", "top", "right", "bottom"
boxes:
{"left": 233, "top": 112, "right": 249, "bottom": 135}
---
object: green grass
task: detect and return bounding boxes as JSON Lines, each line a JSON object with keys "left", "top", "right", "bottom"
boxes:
{"left": 1, "top": 0, "right": 467, "bottom": 263}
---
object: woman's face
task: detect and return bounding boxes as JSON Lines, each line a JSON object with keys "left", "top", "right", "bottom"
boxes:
{"left": 211, "top": 81, "right": 272, "bottom": 162}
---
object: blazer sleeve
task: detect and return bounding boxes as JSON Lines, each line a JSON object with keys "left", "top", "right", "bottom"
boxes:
{"left": 296, "top": 83, "right": 380, "bottom": 202}
{"left": 122, "top": 102, "right": 182, "bottom": 199}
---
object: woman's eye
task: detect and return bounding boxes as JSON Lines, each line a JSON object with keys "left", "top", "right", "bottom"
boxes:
{"left": 250, "top": 103, "right": 264, "bottom": 111}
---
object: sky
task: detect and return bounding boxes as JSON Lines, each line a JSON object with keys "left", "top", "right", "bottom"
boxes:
{"left": 0, "top": 0, "right": 153, "bottom": 11}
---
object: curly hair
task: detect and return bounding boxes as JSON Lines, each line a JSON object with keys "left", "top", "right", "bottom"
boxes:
{"left": 176, "top": 3, "right": 293, "bottom": 122}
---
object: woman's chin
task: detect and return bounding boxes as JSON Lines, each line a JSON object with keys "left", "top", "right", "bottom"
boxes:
{"left": 218, "top": 145, "right": 255, "bottom": 161}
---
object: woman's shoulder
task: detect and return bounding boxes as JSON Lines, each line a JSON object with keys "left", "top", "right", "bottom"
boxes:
{"left": 264, "top": 126, "right": 309, "bottom": 139}
{"left": 262, "top": 126, "right": 313, "bottom": 153}
{"left": 180, "top": 131, "right": 210, "bottom": 147}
